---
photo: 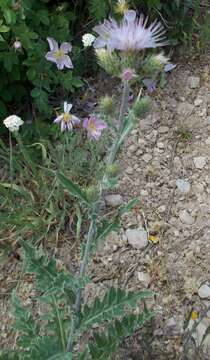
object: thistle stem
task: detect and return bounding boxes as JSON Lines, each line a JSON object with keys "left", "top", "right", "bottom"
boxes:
{"left": 9, "top": 132, "right": 13, "bottom": 189}
{"left": 66, "top": 79, "right": 130, "bottom": 354}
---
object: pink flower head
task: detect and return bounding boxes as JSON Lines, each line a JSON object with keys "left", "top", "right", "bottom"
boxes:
{"left": 122, "top": 68, "right": 135, "bottom": 81}
{"left": 83, "top": 116, "right": 107, "bottom": 140}
{"left": 54, "top": 102, "right": 80, "bottom": 132}
{"left": 13, "top": 40, "right": 22, "bottom": 50}
{"left": 93, "top": 10, "right": 168, "bottom": 52}
{"left": 45, "top": 37, "right": 73, "bottom": 70}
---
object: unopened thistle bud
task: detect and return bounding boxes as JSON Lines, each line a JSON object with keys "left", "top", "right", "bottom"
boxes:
{"left": 122, "top": 68, "right": 136, "bottom": 81}
{"left": 143, "top": 53, "right": 169, "bottom": 75}
{"left": 85, "top": 185, "right": 100, "bottom": 203}
{"left": 132, "top": 96, "right": 150, "bottom": 119}
{"left": 95, "top": 49, "right": 121, "bottom": 76}
{"left": 99, "top": 95, "right": 115, "bottom": 115}
{"left": 106, "top": 163, "right": 120, "bottom": 177}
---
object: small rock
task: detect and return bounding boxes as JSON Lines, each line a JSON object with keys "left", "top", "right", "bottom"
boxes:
{"left": 179, "top": 209, "right": 194, "bottom": 225}
{"left": 158, "top": 205, "right": 166, "bottom": 213}
{"left": 126, "top": 166, "right": 134, "bottom": 175}
{"left": 198, "top": 284, "right": 210, "bottom": 299}
{"left": 140, "top": 189, "right": 149, "bottom": 197}
{"left": 194, "top": 156, "right": 207, "bottom": 169}
{"left": 206, "top": 116, "right": 210, "bottom": 125}
{"left": 188, "top": 76, "right": 200, "bottom": 89}
{"left": 205, "top": 137, "right": 210, "bottom": 145}
{"left": 128, "top": 144, "right": 138, "bottom": 153}
{"left": 142, "top": 154, "right": 152, "bottom": 163}
{"left": 137, "top": 272, "right": 151, "bottom": 288}
{"left": 194, "top": 98, "right": 203, "bottom": 106}
{"left": 126, "top": 228, "right": 148, "bottom": 250}
{"left": 157, "top": 142, "right": 165, "bottom": 149}
{"left": 105, "top": 194, "right": 123, "bottom": 207}
{"left": 159, "top": 126, "right": 169, "bottom": 134}
{"left": 176, "top": 179, "right": 190, "bottom": 193}
{"left": 177, "top": 102, "right": 194, "bottom": 117}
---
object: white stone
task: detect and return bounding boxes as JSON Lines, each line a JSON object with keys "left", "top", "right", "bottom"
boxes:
{"left": 126, "top": 228, "right": 148, "bottom": 250}
{"left": 193, "top": 156, "right": 207, "bottom": 169}
{"left": 179, "top": 210, "right": 194, "bottom": 225}
{"left": 194, "top": 98, "right": 203, "bottom": 106}
{"left": 157, "top": 142, "right": 165, "bottom": 149}
{"left": 137, "top": 272, "right": 151, "bottom": 288}
{"left": 105, "top": 194, "right": 123, "bottom": 207}
{"left": 188, "top": 76, "right": 200, "bottom": 89}
{"left": 177, "top": 102, "right": 194, "bottom": 116}
{"left": 142, "top": 154, "right": 152, "bottom": 163}
{"left": 198, "top": 284, "right": 210, "bottom": 299}
{"left": 126, "top": 166, "right": 134, "bottom": 175}
{"left": 205, "top": 137, "right": 210, "bottom": 145}
{"left": 158, "top": 205, "right": 166, "bottom": 213}
{"left": 176, "top": 179, "right": 190, "bottom": 193}
{"left": 140, "top": 190, "right": 149, "bottom": 197}
{"left": 159, "top": 126, "right": 169, "bottom": 134}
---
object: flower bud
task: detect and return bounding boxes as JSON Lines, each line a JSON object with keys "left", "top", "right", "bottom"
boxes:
{"left": 13, "top": 40, "right": 22, "bottom": 51}
{"left": 99, "top": 95, "right": 115, "bottom": 115}
{"left": 122, "top": 68, "right": 135, "bottom": 81}
{"left": 106, "top": 163, "right": 120, "bottom": 177}
{"left": 95, "top": 49, "right": 121, "bottom": 76}
{"left": 132, "top": 96, "right": 150, "bottom": 119}
{"left": 85, "top": 185, "right": 100, "bottom": 203}
{"left": 143, "top": 53, "right": 169, "bottom": 75}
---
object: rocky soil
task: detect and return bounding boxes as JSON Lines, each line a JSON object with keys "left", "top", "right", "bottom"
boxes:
{"left": 2, "top": 55, "right": 210, "bottom": 359}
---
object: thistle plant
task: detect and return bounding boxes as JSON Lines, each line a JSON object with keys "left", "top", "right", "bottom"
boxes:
{"left": 3, "top": 7, "right": 171, "bottom": 360}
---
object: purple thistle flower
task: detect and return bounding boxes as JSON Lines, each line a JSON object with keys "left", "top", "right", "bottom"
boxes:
{"left": 122, "top": 68, "right": 136, "bottom": 81}
{"left": 93, "top": 10, "right": 168, "bottom": 52}
{"left": 83, "top": 116, "right": 107, "bottom": 140}
{"left": 54, "top": 102, "right": 80, "bottom": 132}
{"left": 45, "top": 37, "right": 73, "bottom": 70}
{"left": 142, "top": 78, "right": 157, "bottom": 93}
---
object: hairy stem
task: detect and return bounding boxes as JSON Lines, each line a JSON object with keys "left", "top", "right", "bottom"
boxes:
{"left": 9, "top": 132, "right": 13, "bottom": 190}
{"left": 66, "top": 79, "right": 130, "bottom": 353}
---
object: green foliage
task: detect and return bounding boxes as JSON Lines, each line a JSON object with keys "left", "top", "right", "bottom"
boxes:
{"left": 0, "top": 0, "right": 84, "bottom": 123}
{"left": 6, "top": 241, "right": 153, "bottom": 359}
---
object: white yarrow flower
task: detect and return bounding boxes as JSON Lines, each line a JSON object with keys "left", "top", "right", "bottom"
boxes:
{"left": 82, "top": 33, "right": 96, "bottom": 47}
{"left": 3, "top": 115, "right": 24, "bottom": 132}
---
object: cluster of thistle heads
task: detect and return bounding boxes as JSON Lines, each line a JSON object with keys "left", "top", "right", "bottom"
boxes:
{"left": 4, "top": 5, "right": 170, "bottom": 139}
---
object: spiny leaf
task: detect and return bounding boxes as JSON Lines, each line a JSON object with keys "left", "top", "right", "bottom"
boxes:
{"left": 88, "top": 310, "right": 154, "bottom": 359}
{"left": 96, "top": 220, "right": 120, "bottom": 241}
{"left": 57, "top": 172, "right": 90, "bottom": 205}
{"left": 79, "top": 288, "right": 152, "bottom": 331}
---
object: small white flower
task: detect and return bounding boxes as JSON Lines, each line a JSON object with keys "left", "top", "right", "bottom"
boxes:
{"left": 13, "top": 40, "right": 22, "bottom": 50}
{"left": 3, "top": 115, "right": 24, "bottom": 132}
{"left": 82, "top": 33, "right": 96, "bottom": 47}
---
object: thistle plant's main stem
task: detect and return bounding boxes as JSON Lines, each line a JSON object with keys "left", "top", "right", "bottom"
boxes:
{"left": 66, "top": 80, "right": 130, "bottom": 354}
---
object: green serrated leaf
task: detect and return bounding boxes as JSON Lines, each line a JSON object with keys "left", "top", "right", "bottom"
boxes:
{"left": 88, "top": 310, "right": 154, "bottom": 359}
{"left": 79, "top": 288, "right": 152, "bottom": 331}
{"left": 57, "top": 172, "right": 90, "bottom": 205}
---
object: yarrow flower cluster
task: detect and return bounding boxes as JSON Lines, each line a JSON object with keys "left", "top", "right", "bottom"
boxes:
{"left": 45, "top": 37, "right": 73, "bottom": 70}
{"left": 83, "top": 116, "right": 107, "bottom": 140}
{"left": 82, "top": 33, "right": 96, "bottom": 47}
{"left": 93, "top": 10, "right": 168, "bottom": 52}
{"left": 3, "top": 115, "right": 24, "bottom": 132}
{"left": 54, "top": 102, "right": 80, "bottom": 132}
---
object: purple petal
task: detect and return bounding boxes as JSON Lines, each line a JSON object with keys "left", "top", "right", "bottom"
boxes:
{"left": 54, "top": 115, "right": 63, "bottom": 123}
{"left": 72, "top": 115, "right": 80, "bottom": 126}
{"left": 164, "top": 63, "right": 177, "bottom": 72}
{"left": 95, "top": 121, "right": 107, "bottom": 130}
{"left": 93, "top": 37, "right": 107, "bottom": 48}
{"left": 47, "top": 37, "right": 58, "bottom": 51}
{"left": 61, "top": 121, "right": 66, "bottom": 132}
{"left": 56, "top": 58, "right": 65, "bottom": 70}
{"left": 60, "top": 42, "right": 72, "bottom": 53}
{"left": 45, "top": 51, "right": 57, "bottom": 63}
{"left": 67, "top": 122, "right": 73, "bottom": 131}
{"left": 83, "top": 118, "right": 89, "bottom": 129}
{"left": 64, "top": 102, "right": 72, "bottom": 113}
{"left": 124, "top": 10, "right": 136, "bottom": 23}
{"left": 62, "top": 55, "right": 74, "bottom": 69}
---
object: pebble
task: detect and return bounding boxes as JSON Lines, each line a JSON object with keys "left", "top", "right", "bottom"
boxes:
{"left": 176, "top": 179, "right": 190, "bottom": 193}
{"left": 177, "top": 102, "right": 194, "bottom": 116}
{"left": 142, "top": 154, "right": 152, "bottom": 163}
{"left": 188, "top": 76, "right": 200, "bottom": 89}
{"left": 126, "top": 166, "right": 134, "bottom": 175}
{"left": 126, "top": 228, "right": 148, "bottom": 250}
{"left": 179, "top": 209, "right": 194, "bottom": 225}
{"left": 137, "top": 272, "right": 151, "bottom": 288}
{"left": 198, "top": 284, "right": 210, "bottom": 299}
{"left": 205, "top": 137, "right": 210, "bottom": 145}
{"left": 140, "top": 189, "right": 149, "bottom": 197}
{"left": 193, "top": 156, "right": 207, "bottom": 169}
{"left": 194, "top": 98, "right": 203, "bottom": 106}
{"left": 104, "top": 194, "right": 123, "bottom": 207}
{"left": 159, "top": 126, "right": 169, "bottom": 134}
